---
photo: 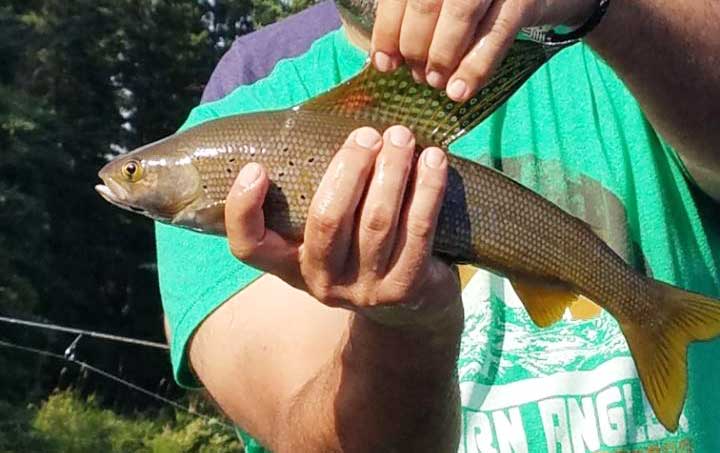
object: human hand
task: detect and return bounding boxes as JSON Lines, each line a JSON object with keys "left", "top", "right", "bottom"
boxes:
{"left": 371, "top": 0, "right": 595, "bottom": 101}
{"left": 225, "top": 126, "right": 461, "bottom": 328}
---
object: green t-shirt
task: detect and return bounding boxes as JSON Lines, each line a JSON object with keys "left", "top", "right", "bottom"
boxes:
{"left": 156, "top": 29, "right": 720, "bottom": 452}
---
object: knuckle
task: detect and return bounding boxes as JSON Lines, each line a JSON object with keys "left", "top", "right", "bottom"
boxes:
{"left": 304, "top": 235, "right": 337, "bottom": 267}
{"left": 362, "top": 205, "right": 394, "bottom": 236}
{"left": 310, "top": 281, "right": 339, "bottom": 306}
{"left": 352, "top": 289, "right": 378, "bottom": 308}
{"left": 406, "top": 218, "right": 436, "bottom": 241}
{"left": 310, "top": 282, "right": 356, "bottom": 309}
{"left": 373, "top": 29, "right": 393, "bottom": 46}
{"left": 313, "top": 284, "right": 333, "bottom": 303}
{"left": 372, "top": 24, "right": 396, "bottom": 42}
{"left": 427, "top": 47, "right": 456, "bottom": 72}
{"left": 444, "top": 0, "right": 482, "bottom": 21}
{"left": 399, "top": 43, "right": 427, "bottom": 65}
{"left": 489, "top": 16, "right": 517, "bottom": 40}
{"left": 308, "top": 211, "right": 342, "bottom": 239}
{"left": 408, "top": 0, "right": 443, "bottom": 15}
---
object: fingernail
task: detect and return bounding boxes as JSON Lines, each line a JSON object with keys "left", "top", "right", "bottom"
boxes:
{"left": 354, "top": 127, "right": 381, "bottom": 149}
{"left": 426, "top": 70, "right": 443, "bottom": 88}
{"left": 389, "top": 126, "right": 413, "bottom": 147}
{"left": 373, "top": 51, "right": 393, "bottom": 72}
{"left": 424, "top": 147, "right": 446, "bottom": 169}
{"left": 238, "top": 163, "right": 261, "bottom": 189}
{"left": 411, "top": 68, "right": 425, "bottom": 83}
{"left": 447, "top": 79, "right": 467, "bottom": 100}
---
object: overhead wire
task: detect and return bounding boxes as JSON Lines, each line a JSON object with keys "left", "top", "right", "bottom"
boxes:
{"left": 0, "top": 337, "right": 235, "bottom": 431}
{"left": 0, "top": 315, "right": 168, "bottom": 350}
{"left": 0, "top": 315, "right": 237, "bottom": 428}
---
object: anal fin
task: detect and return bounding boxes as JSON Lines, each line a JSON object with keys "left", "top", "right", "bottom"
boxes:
{"left": 569, "top": 297, "right": 602, "bottom": 320}
{"left": 457, "top": 265, "right": 479, "bottom": 288}
{"left": 510, "top": 277, "right": 582, "bottom": 327}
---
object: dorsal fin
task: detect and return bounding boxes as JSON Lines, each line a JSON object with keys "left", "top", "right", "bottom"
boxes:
{"left": 301, "top": 38, "right": 575, "bottom": 147}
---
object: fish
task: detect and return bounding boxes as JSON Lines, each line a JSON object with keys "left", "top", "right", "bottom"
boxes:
{"left": 95, "top": 1, "right": 720, "bottom": 433}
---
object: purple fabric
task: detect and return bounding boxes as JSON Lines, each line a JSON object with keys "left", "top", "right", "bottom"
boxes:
{"left": 201, "top": 1, "right": 342, "bottom": 103}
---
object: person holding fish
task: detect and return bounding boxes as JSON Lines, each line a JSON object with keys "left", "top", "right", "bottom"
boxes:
{"left": 96, "top": 0, "right": 720, "bottom": 451}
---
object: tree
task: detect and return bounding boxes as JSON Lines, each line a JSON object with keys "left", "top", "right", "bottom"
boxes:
{"left": 0, "top": 0, "right": 315, "bottom": 411}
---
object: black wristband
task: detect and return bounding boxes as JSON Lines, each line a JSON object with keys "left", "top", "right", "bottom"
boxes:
{"left": 543, "top": 0, "right": 611, "bottom": 44}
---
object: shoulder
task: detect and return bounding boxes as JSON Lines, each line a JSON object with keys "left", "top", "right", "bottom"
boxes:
{"left": 201, "top": 1, "right": 342, "bottom": 103}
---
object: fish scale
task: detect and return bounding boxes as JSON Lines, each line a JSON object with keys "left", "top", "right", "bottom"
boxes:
{"left": 168, "top": 106, "right": 662, "bottom": 327}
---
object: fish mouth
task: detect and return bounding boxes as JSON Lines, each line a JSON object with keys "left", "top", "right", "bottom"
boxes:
{"left": 95, "top": 179, "right": 148, "bottom": 215}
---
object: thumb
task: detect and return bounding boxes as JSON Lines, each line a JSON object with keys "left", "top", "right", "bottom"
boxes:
{"left": 226, "top": 163, "right": 302, "bottom": 285}
{"left": 226, "top": 163, "right": 268, "bottom": 250}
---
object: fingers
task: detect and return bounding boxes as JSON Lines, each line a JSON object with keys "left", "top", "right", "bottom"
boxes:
{"left": 372, "top": 0, "right": 406, "bottom": 72}
{"left": 302, "top": 127, "right": 382, "bottom": 293}
{"left": 425, "top": 0, "right": 492, "bottom": 89}
{"left": 371, "top": 0, "right": 541, "bottom": 102}
{"left": 398, "top": 0, "right": 443, "bottom": 81}
{"left": 446, "top": 0, "right": 529, "bottom": 101}
{"left": 227, "top": 128, "right": 455, "bottom": 317}
{"left": 356, "top": 126, "right": 415, "bottom": 278}
{"left": 386, "top": 147, "right": 448, "bottom": 291}
{"left": 226, "top": 163, "right": 301, "bottom": 283}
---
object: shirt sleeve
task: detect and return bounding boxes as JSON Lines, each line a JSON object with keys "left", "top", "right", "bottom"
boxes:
{"left": 156, "top": 98, "right": 264, "bottom": 388}
{"left": 200, "top": 0, "right": 341, "bottom": 103}
{"left": 155, "top": 9, "right": 350, "bottom": 387}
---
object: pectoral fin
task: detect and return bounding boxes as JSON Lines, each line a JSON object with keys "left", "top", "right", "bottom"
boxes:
{"left": 174, "top": 202, "right": 226, "bottom": 235}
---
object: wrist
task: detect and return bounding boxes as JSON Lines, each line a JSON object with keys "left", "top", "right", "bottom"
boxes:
{"left": 562, "top": 0, "right": 599, "bottom": 29}
{"left": 529, "top": 0, "right": 612, "bottom": 44}
{"left": 332, "top": 302, "right": 463, "bottom": 452}
{"left": 357, "top": 265, "right": 463, "bottom": 332}
{"left": 358, "top": 293, "right": 463, "bottom": 331}
{"left": 347, "top": 305, "right": 464, "bottom": 371}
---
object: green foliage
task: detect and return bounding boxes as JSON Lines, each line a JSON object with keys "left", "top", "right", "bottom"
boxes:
{"left": 34, "top": 392, "right": 155, "bottom": 452}
{"left": 147, "top": 416, "right": 242, "bottom": 453}
{"left": 0, "top": 391, "right": 243, "bottom": 453}
{"left": 0, "top": 400, "right": 53, "bottom": 452}
{"left": 251, "top": 0, "right": 317, "bottom": 27}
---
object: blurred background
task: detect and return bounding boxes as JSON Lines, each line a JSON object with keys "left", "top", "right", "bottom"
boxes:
{"left": 0, "top": 0, "right": 314, "bottom": 450}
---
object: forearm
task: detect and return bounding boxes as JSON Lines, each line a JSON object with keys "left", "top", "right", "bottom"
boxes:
{"left": 276, "top": 306, "right": 464, "bottom": 453}
{"left": 586, "top": 0, "right": 720, "bottom": 199}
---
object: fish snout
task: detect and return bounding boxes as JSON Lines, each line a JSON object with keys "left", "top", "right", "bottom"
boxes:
{"left": 95, "top": 177, "right": 130, "bottom": 206}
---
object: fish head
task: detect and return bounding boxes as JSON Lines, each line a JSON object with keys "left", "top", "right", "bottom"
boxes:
{"left": 96, "top": 138, "right": 202, "bottom": 223}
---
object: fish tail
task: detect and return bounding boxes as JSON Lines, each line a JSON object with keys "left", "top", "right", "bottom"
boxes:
{"left": 620, "top": 280, "right": 720, "bottom": 432}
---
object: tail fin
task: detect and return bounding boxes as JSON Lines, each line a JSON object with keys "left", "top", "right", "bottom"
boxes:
{"left": 620, "top": 281, "right": 720, "bottom": 432}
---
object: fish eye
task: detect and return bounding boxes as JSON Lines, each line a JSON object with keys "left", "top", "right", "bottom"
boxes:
{"left": 121, "top": 160, "right": 143, "bottom": 182}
